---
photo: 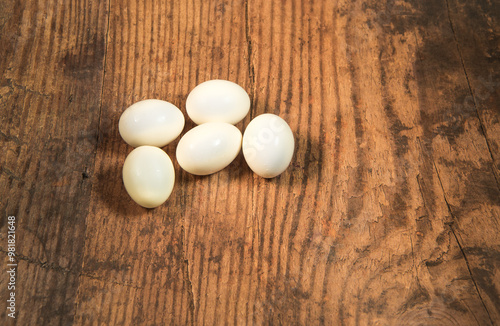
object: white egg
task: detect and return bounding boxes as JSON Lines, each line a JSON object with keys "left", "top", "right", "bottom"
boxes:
{"left": 186, "top": 80, "right": 250, "bottom": 125}
{"left": 119, "top": 99, "right": 185, "bottom": 147}
{"left": 242, "top": 114, "right": 294, "bottom": 178}
{"left": 176, "top": 122, "right": 242, "bottom": 175}
{"left": 122, "top": 146, "right": 175, "bottom": 208}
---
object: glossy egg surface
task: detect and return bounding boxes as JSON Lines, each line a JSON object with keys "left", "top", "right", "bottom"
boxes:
{"left": 119, "top": 99, "right": 185, "bottom": 147}
{"left": 186, "top": 80, "right": 250, "bottom": 125}
{"left": 242, "top": 114, "right": 294, "bottom": 178}
{"left": 122, "top": 146, "right": 175, "bottom": 208}
{"left": 176, "top": 122, "right": 242, "bottom": 175}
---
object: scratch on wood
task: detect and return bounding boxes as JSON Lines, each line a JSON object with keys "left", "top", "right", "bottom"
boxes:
{"left": 244, "top": 0, "right": 256, "bottom": 110}
{"left": 94, "top": 0, "right": 112, "bottom": 156}
{"left": 0, "top": 129, "right": 24, "bottom": 146}
{"left": 5, "top": 78, "right": 51, "bottom": 98}
{"left": 79, "top": 272, "right": 144, "bottom": 290}
{"left": 181, "top": 221, "right": 196, "bottom": 325}
{"left": 444, "top": 0, "right": 500, "bottom": 191}
{"left": 449, "top": 227, "right": 494, "bottom": 326}
{"left": 415, "top": 174, "right": 429, "bottom": 218}
{"left": 461, "top": 298, "right": 481, "bottom": 325}
{"left": 409, "top": 233, "right": 420, "bottom": 284}
{"left": 0, "top": 249, "right": 142, "bottom": 289}
{"left": 433, "top": 160, "right": 494, "bottom": 324}
{"left": 73, "top": 1, "right": 113, "bottom": 321}
{"left": 0, "top": 248, "right": 71, "bottom": 273}
{"left": 0, "top": 166, "right": 22, "bottom": 181}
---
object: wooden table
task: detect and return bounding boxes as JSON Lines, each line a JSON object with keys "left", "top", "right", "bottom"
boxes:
{"left": 1, "top": 0, "right": 499, "bottom": 324}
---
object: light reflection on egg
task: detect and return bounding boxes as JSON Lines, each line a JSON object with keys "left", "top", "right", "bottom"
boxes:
{"left": 242, "top": 114, "right": 294, "bottom": 178}
{"left": 186, "top": 80, "right": 250, "bottom": 125}
{"left": 118, "top": 81, "right": 294, "bottom": 208}
{"left": 122, "top": 146, "right": 175, "bottom": 208}
{"left": 176, "top": 122, "right": 242, "bottom": 175}
{"left": 119, "top": 99, "right": 184, "bottom": 147}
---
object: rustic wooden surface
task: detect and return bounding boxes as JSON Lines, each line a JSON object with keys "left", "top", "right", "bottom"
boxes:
{"left": 1, "top": 0, "right": 499, "bottom": 324}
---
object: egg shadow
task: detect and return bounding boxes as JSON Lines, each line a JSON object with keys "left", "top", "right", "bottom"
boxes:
{"left": 256, "top": 131, "right": 323, "bottom": 187}
{"left": 165, "top": 116, "right": 254, "bottom": 189}
{"left": 93, "top": 99, "right": 187, "bottom": 217}
{"left": 94, "top": 108, "right": 317, "bottom": 215}
{"left": 296, "top": 131, "right": 323, "bottom": 180}
{"left": 93, "top": 147, "right": 151, "bottom": 218}
{"left": 171, "top": 127, "right": 319, "bottom": 190}
{"left": 229, "top": 150, "right": 255, "bottom": 180}
{"left": 172, "top": 147, "right": 254, "bottom": 193}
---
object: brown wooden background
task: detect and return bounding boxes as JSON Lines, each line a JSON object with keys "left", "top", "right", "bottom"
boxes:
{"left": 1, "top": 0, "right": 499, "bottom": 324}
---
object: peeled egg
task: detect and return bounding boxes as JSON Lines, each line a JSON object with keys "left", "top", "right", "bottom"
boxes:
{"left": 122, "top": 146, "right": 175, "bottom": 208}
{"left": 186, "top": 80, "right": 250, "bottom": 125}
{"left": 119, "top": 99, "right": 185, "bottom": 147}
{"left": 176, "top": 122, "right": 242, "bottom": 175}
{"left": 242, "top": 114, "right": 294, "bottom": 178}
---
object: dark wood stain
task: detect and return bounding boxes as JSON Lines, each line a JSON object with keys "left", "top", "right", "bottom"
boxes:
{"left": 1, "top": 0, "right": 499, "bottom": 324}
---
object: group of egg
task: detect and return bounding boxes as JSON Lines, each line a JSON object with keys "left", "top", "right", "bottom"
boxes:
{"left": 119, "top": 80, "right": 295, "bottom": 208}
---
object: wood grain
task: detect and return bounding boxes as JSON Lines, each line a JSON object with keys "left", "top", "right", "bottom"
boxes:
{"left": 1, "top": 0, "right": 499, "bottom": 325}
{"left": 0, "top": 0, "right": 107, "bottom": 324}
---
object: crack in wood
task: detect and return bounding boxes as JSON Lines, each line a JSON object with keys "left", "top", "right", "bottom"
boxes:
{"left": 78, "top": 272, "right": 143, "bottom": 290}
{"left": 444, "top": 0, "right": 500, "bottom": 192}
{"left": 415, "top": 174, "right": 430, "bottom": 220}
{"left": 244, "top": 0, "right": 256, "bottom": 119}
{"left": 5, "top": 78, "right": 51, "bottom": 98}
{"left": 433, "top": 160, "right": 494, "bottom": 325}
{"left": 0, "top": 128, "right": 24, "bottom": 146}
{"left": 181, "top": 221, "right": 196, "bottom": 325}
{"left": 409, "top": 233, "right": 421, "bottom": 285}
{"left": 0, "top": 249, "right": 143, "bottom": 289}
{"left": 0, "top": 166, "right": 22, "bottom": 181}
{"left": 449, "top": 228, "right": 494, "bottom": 326}
{"left": 94, "top": 0, "right": 112, "bottom": 159}
{"left": 0, "top": 248, "right": 72, "bottom": 273}
{"left": 72, "top": 0, "right": 112, "bottom": 322}
{"left": 461, "top": 298, "right": 481, "bottom": 326}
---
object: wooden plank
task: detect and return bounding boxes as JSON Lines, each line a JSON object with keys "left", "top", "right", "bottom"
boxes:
{"left": 1, "top": 0, "right": 498, "bottom": 324}
{"left": 446, "top": 0, "right": 500, "bottom": 182}
{"left": 0, "top": 0, "right": 108, "bottom": 324}
{"left": 435, "top": 0, "right": 500, "bottom": 321}
{"left": 236, "top": 0, "right": 499, "bottom": 324}
{"left": 72, "top": 0, "right": 250, "bottom": 324}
